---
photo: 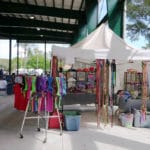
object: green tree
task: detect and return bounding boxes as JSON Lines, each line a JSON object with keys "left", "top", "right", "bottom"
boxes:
{"left": 26, "top": 48, "right": 50, "bottom": 71}
{"left": 126, "top": 0, "right": 150, "bottom": 48}
{"left": 26, "top": 48, "right": 41, "bottom": 69}
{"left": 14, "top": 43, "right": 51, "bottom": 72}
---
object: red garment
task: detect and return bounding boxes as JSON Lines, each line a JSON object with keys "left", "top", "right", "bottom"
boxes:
{"left": 13, "top": 84, "right": 27, "bottom": 111}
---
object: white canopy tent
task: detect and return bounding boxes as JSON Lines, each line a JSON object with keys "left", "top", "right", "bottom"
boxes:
{"left": 52, "top": 23, "right": 150, "bottom": 63}
{"left": 52, "top": 23, "right": 141, "bottom": 64}
{"left": 52, "top": 46, "right": 100, "bottom": 64}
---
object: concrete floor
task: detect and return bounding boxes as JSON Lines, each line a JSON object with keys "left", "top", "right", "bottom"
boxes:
{"left": 0, "top": 95, "right": 150, "bottom": 150}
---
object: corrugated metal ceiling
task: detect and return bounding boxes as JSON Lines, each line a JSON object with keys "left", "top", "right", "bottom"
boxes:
{"left": 0, "top": 0, "right": 86, "bottom": 43}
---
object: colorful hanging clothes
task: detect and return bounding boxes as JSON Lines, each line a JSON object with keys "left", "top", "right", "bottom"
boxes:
{"left": 13, "top": 75, "right": 56, "bottom": 113}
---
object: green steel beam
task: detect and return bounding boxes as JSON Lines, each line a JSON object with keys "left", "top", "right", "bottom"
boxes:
{"left": 86, "top": 0, "right": 98, "bottom": 34}
{"left": 72, "top": 21, "right": 87, "bottom": 44}
{"left": 72, "top": 0, "right": 98, "bottom": 44}
{"left": 106, "top": 0, "right": 124, "bottom": 37}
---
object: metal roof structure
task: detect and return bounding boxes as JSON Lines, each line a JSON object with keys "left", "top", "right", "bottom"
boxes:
{"left": 0, "top": 0, "right": 86, "bottom": 43}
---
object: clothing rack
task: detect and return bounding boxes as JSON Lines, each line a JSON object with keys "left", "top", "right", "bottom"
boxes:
{"left": 19, "top": 91, "right": 62, "bottom": 143}
{"left": 17, "top": 75, "right": 65, "bottom": 143}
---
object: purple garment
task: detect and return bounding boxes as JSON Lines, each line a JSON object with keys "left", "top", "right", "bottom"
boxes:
{"left": 36, "top": 76, "right": 47, "bottom": 92}
{"left": 41, "top": 76, "right": 47, "bottom": 91}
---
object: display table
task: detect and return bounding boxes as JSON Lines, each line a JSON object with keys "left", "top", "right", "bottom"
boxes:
{"left": 62, "top": 93, "right": 96, "bottom": 111}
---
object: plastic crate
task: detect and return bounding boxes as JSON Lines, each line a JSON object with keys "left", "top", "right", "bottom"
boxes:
{"left": 119, "top": 113, "right": 133, "bottom": 128}
{"left": 134, "top": 109, "right": 150, "bottom": 128}
{"left": 63, "top": 111, "right": 81, "bottom": 131}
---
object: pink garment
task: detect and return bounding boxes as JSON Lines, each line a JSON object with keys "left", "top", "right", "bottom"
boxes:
{"left": 46, "top": 92, "right": 53, "bottom": 112}
{"left": 40, "top": 92, "right": 53, "bottom": 112}
{"left": 25, "top": 90, "right": 31, "bottom": 101}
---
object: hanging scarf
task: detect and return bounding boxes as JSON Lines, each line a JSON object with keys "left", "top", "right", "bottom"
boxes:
{"left": 105, "top": 60, "right": 110, "bottom": 125}
{"left": 96, "top": 59, "right": 104, "bottom": 127}
{"left": 111, "top": 59, "right": 116, "bottom": 86}
{"left": 60, "top": 77, "right": 66, "bottom": 96}
{"left": 110, "top": 59, "right": 116, "bottom": 127}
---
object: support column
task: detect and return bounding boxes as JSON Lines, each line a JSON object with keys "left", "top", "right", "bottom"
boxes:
{"left": 9, "top": 39, "right": 12, "bottom": 75}
{"left": 17, "top": 40, "right": 19, "bottom": 75}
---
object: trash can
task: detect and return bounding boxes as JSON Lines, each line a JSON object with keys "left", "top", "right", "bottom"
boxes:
{"left": 63, "top": 111, "right": 81, "bottom": 131}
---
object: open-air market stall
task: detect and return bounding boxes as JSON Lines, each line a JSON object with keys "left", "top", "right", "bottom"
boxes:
{"left": 51, "top": 23, "right": 150, "bottom": 127}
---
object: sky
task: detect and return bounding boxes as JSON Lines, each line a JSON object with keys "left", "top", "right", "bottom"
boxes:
{"left": 0, "top": 40, "right": 16, "bottom": 58}
{"left": 0, "top": 40, "right": 70, "bottom": 59}
{"left": 125, "top": 36, "right": 148, "bottom": 50}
